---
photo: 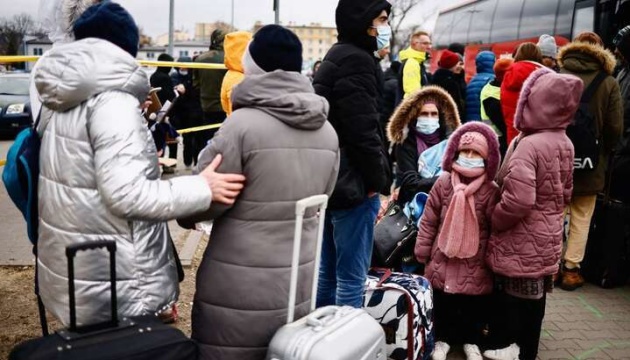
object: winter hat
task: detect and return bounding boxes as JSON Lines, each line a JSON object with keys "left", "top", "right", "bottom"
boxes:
{"left": 613, "top": 25, "right": 630, "bottom": 60}
{"left": 448, "top": 42, "right": 465, "bottom": 56}
{"left": 73, "top": 1, "right": 139, "bottom": 57}
{"left": 537, "top": 34, "right": 557, "bottom": 58}
{"left": 246, "top": 24, "right": 302, "bottom": 73}
{"left": 158, "top": 53, "right": 174, "bottom": 62}
{"left": 493, "top": 58, "right": 514, "bottom": 82}
{"left": 437, "top": 122, "right": 498, "bottom": 260}
{"left": 458, "top": 131, "right": 489, "bottom": 159}
{"left": 439, "top": 50, "right": 459, "bottom": 69}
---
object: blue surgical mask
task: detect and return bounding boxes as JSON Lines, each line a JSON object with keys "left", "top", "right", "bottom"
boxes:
{"left": 179, "top": 70, "right": 188, "bottom": 76}
{"left": 415, "top": 116, "right": 440, "bottom": 135}
{"left": 456, "top": 155, "right": 485, "bottom": 169}
{"left": 374, "top": 25, "right": 391, "bottom": 50}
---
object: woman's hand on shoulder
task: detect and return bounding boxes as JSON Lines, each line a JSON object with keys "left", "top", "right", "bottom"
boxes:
{"left": 199, "top": 154, "right": 246, "bottom": 205}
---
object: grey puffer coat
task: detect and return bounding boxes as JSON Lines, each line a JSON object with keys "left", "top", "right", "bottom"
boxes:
{"left": 34, "top": 38, "right": 212, "bottom": 327}
{"left": 182, "top": 70, "right": 339, "bottom": 360}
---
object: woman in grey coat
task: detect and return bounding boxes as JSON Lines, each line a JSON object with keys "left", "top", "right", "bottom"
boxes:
{"left": 34, "top": 2, "right": 244, "bottom": 328}
{"left": 179, "top": 25, "right": 340, "bottom": 360}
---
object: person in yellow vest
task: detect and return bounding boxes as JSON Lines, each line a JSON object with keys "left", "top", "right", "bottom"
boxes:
{"left": 480, "top": 57, "right": 513, "bottom": 157}
{"left": 398, "top": 31, "right": 432, "bottom": 99}
{"left": 220, "top": 31, "right": 253, "bottom": 115}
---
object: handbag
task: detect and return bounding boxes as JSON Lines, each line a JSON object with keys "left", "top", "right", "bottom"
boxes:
{"left": 373, "top": 202, "right": 418, "bottom": 268}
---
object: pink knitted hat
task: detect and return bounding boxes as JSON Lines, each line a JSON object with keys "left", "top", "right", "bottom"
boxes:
{"left": 458, "top": 131, "right": 489, "bottom": 159}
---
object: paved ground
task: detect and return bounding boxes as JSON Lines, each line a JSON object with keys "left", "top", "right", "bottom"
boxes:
{"left": 1, "top": 139, "right": 629, "bottom": 359}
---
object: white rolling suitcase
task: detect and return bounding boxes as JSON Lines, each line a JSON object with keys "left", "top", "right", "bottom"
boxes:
{"left": 266, "top": 195, "right": 387, "bottom": 360}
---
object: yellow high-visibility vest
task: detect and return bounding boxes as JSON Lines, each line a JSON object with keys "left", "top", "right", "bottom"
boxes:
{"left": 479, "top": 82, "right": 502, "bottom": 135}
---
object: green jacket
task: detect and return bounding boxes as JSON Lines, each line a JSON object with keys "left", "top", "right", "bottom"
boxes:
{"left": 559, "top": 42, "right": 624, "bottom": 196}
{"left": 194, "top": 49, "right": 228, "bottom": 113}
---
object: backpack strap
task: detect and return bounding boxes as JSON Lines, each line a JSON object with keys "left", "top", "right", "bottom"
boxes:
{"left": 580, "top": 71, "right": 608, "bottom": 104}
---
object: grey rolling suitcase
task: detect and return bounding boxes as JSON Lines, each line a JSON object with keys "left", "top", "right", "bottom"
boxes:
{"left": 266, "top": 195, "right": 387, "bottom": 360}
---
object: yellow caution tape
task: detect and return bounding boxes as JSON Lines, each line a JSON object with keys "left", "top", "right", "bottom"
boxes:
{"left": 0, "top": 55, "right": 226, "bottom": 70}
{"left": 0, "top": 159, "right": 5, "bottom": 166}
{"left": 176, "top": 123, "right": 222, "bottom": 134}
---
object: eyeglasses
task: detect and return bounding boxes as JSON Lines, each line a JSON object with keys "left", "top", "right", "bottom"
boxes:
{"left": 419, "top": 41, "right": 432, "bottom": 45}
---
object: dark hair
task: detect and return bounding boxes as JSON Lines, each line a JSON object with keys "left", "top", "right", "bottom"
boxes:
{"left": 312, "top": 60, "right": 322, "bottom": 71}
{"left": 514, "top": 42, "right": 542, "bottom": 63}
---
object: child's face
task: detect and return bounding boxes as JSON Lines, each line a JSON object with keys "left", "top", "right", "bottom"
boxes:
{"left": 459, "top": 149, "right": 482, "bottom": 159}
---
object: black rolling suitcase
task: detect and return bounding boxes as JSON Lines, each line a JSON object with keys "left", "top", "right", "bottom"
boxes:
{"left": 9, "top": 240, "right": 197, "bottom": 360}
{"left": 582, "top": 160, "right": 630, "bottom": 289}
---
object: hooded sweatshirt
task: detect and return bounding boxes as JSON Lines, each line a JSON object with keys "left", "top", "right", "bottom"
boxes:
{"left": 313, "top": 0, "right": 392, "bottom": 209}
{"left": 501, "top": 60, "right": 542, "bottom": 144}
{"left": 180, "top": 70, "right": 339, "bottom": 359}
{"left": 34, "top": 38, "right": 212, "bottom": 327}
{"left": 220, "top": 31, "right": 252, "bottom": 115}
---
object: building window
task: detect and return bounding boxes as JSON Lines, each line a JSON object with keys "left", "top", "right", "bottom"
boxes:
{"left": 147, "top": 52, "right": 155, "bottom": 59}
{"left": 179, "top": 50, "right": 189, "bottom": 57}
{"left": 32, "top": 48, "right": 43, "bottom": 56}
{"left": 319, "top": 39, "right": 323, "bottom": 45}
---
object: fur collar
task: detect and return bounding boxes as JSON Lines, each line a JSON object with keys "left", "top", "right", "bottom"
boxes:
{"left": 63, "top": 0, "right": 98, "bottom": 33}
{"left": 387, "top": 86, "right": 461, "bottom": 144}
{"left": 558, "top": 41, "right": 617, "bottom": 75}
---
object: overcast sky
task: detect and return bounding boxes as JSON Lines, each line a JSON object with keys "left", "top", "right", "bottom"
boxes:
{"left": 5, "top": 0, "right": 458, "bottom": 39}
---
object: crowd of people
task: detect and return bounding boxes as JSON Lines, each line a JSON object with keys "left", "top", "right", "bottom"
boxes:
{"left": 25, "top": 0, "right": 630, "bottom": 360}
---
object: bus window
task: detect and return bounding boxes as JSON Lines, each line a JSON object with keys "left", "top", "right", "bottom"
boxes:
{"left": 467, "top": 0, "right": 498, "bottom": 45}
{"left": 490, "top": 0, "right": 525, "bottom": 43}
{"left": 434, "top": 11, "right": 455, "bottom": 48}
{"left": 554, "top": 0, "right": 575, "bottom": 38}
{"left": 572, "top": 0, "right": 596, "bottom": 39}
{"left": 449, "top": 5, "right": 475, "bottom": 45}
{"left": 519, "top": 0, "right": 559, "bottom": 39}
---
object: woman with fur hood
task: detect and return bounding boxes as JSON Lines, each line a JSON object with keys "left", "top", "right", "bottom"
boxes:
{"left": 484, "top": 68, "right": 581, "bottom": 360}
{"left": 387, "top": 86, "right": 461, "bottom": 206}
{"left": 415, "top": 122, "right": 501, "bottom": 360}
{"left": 557, "top": 32, "right": 624, "bottom": 291}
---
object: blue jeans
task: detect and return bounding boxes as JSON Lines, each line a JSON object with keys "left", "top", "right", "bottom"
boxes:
{"left": 316, "top": 195, "right": 381, "bottom": 308}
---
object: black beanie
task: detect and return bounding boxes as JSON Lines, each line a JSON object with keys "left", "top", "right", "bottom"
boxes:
{"left": 613, "top": 26, "right": 630, "bottom": 61}
{"left": 73, "top": 1, "right": 139, "bottom": 57}
{"left": 249, "top": 25, "right": 302, "bottom": 73}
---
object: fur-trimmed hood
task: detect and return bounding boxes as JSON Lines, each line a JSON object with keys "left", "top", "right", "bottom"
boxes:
{"left": 558, "top": 41, "right": 617, "bottom": 75}
{"left": 441, "top": 122, "right": 501, "bottom": 180}
{"left": 387, "top": 85, "right": 461, "bottom": 144}
{"left": 39, "top": 0, "right": 98, "bottom": 43}
{"left": 514, "top": 67, "right": 584, "bottom": 133}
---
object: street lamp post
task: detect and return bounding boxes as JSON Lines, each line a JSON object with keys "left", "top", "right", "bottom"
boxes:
{"left": 274, "top": 0, "right": 280, "bottom": 25}
{"left": 168, "top": 0, "right": 175, "bottom": 56}
{"left": 231, "top": 0, "right": 235, "bottom": 30}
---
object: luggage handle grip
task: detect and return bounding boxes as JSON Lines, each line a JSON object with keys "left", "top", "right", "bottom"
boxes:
{"left": 287, "top": 195, "right": 329, "bottom": 324}
{"left": 66, "top": 240, "right": 118, "bottom": 332}
{"left": 305, "top": 306, "right": 340, "bottom": 328}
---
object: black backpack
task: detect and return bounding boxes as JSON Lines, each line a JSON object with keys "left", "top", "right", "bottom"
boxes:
{"left": 566, "top": 71, "right": 608, "bottom": 172}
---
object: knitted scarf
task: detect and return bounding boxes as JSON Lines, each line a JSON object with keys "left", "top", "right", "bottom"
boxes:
{"left": 437, "top": 163, "right": 486, "bottom": 259}
{"left": 415, "top": 130, "right": 442, "bottom": 156}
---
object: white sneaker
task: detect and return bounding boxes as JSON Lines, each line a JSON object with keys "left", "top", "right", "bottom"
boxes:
{"left": 431, "top": 341, "right": 450, "bottom": 360}
{"left": 463, "top": 344, "right": 483, "bottom": 360}
{"left": 483, "top": 343, "right": 520, "bottom": 360}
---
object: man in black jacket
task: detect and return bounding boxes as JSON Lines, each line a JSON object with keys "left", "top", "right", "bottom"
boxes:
{"left": 611, "top": 26, "right": 630, "bottom": 202}
{"left": 150, "top": 53, "right": 176, "bottom": 105}
{"left": 313, "top": 0, "right": 392, "bottom": 308}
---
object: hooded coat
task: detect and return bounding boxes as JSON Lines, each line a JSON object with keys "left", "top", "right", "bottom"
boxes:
{"left": 181, "top": 71, "right": 339, "bottom": 360}
{"left": 34, "top": 39, "right": 212, "bottom": 327}
{"left": 610, "top": 64, "right": 630, "bottom": 202}
{"left": 194, "top": 30, "right": 228, "bottom": 113}
{"left": 501, "top": 61, "right": 543, "bottom": 144}
{"left": 415, "top": 123, "right": 500, "bottom": 295}
{"left": 220, "top": 31, "right": 252, "bottom": 115}
{"left": 313, "top": 0, "right": 392, "bottom": 209}
{"left": 486, "top": 68, "right": 579, "bottom": 278}
{"left": 387, "top": 86, "right": 461, "bottom": 204}
{"left": 30, "top": 0, "right": 98, "bottom": 120}
{"left": 465, "top": 51, "right": 496, "bottom": 122}
{"left": 558, "top": 42, "right": 624, "bottom": 196}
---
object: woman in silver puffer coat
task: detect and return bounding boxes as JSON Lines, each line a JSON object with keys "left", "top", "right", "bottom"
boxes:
{"left": 33, "top": 2, "right": 244, "bottom": 327}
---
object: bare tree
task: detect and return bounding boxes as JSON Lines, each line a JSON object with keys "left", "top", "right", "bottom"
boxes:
{"left": 0, "top": 14, "right": 35, "bottom": 56}
{"left": 389, "top": 0, "right": 439, "bottom": 58}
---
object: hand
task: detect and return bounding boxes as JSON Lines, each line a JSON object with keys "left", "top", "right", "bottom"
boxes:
{"left": 175, "top": 84, "right": 186, "bottom": 94}
{"left": 199, "top": 154, "right": 246, "bottom": 205}
{"left": 391, "top": 188, "right": 399, "bottom": 202}
{"left": 140, "top": 99, "right": 152, "bottom": 111}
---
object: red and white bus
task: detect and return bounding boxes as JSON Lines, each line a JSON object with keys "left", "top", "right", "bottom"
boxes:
{"left": 431, "top": 0, "right": 630, "bottom": 80}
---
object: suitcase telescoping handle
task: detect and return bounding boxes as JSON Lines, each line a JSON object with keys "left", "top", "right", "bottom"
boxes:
{"left": 66, "top": 240, "right": 118, "bottom": 332}
{"left": 286, "top": 194, "right": 329, "bottom": 324}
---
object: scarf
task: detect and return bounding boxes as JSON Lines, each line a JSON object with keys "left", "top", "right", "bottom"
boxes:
{"left": 415, "top": 130, "right": 442, "bottom": 156}
{"left": 437, "top": 163, "right": 486, "bottom": 259}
